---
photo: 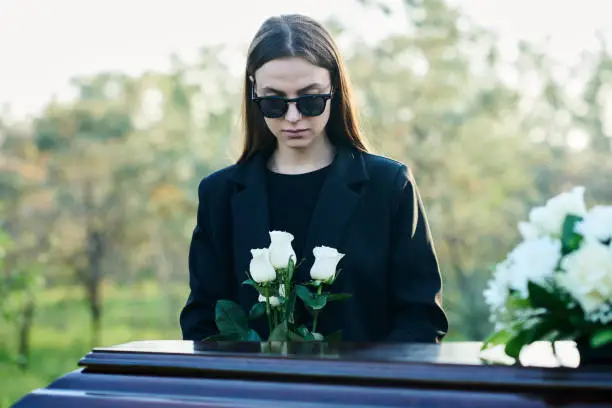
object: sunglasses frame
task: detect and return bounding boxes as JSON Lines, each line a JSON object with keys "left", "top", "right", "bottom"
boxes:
{"left": 250, "top": 84, "right": 334, "bottom": 118}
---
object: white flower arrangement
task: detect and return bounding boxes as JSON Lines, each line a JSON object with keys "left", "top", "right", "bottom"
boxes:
{"left": 206, "top": 231, "right": 351, "bottom": 342}
{"left": 482, "top": 186, "right": 612, "bottom": 360}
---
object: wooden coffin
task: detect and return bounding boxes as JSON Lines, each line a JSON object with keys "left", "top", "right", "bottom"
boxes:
{"left": 12, "top": 340, "right": 612, "bottom": 407}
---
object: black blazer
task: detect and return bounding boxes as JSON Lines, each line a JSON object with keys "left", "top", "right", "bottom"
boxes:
{"left": 179, "top": 146, "right": 448, "bottom": 343}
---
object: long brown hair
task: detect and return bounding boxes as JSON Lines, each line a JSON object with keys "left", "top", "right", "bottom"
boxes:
{"left": 237, "top": 14, "right": 370, "bottom": 164}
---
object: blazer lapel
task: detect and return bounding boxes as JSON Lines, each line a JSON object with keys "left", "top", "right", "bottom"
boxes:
{"left": 229, "top": 151, "right": 271, "bottom": 282}
{"left": 229, "top": 147, "right": 369, "bottom": 283}
{"left": 301, "top": 147, "right": 369, "bottom": 271}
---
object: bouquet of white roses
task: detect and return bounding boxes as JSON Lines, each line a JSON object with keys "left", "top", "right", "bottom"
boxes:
{"left": 482, "top": 186, "right": 612, "bottom": 360}
{"left": 206, "top": 231, "right": 351, "bottom": 342}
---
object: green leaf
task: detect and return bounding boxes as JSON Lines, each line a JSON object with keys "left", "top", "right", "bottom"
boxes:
{"left": 527, "top": 281, "right": 567, "bottom": 312}
{"left": 524, "top": 318, "right": 563, "bottom": 343}
{"left": 554, "top": 330, "right": 581, "bottom": 341}
{"left": 590, "top": 329, "right": 612, "bottom": 348}
{"left": 269, "top": 321, "right": 289, "bottom": 341}
{"left": 561, "top": 214, "right": 584, "bottom": 255}
{"left": 242, "top": 279, "right": 267, "bottom": 296}
{"left": 568, "top": 310, "right": 588, "bottom": 329}
{"left": 481, "top": 329, "right": 514, "bottom": 350}
{"left": 288, "top": 257, "right": 295, "bottom": 273}
{"left": 285, "top": 259, "right": 295, "bottom": 296}
{"left": 306, "top": 280, "right": 324, "bottom": 288}
{"left": 242, "top": 279, "right": 258, "bottom": 288}
{"left": 505, "top": 293, "right": 530, "bottom": 311}
{"left": 284, "top": 289, "right": 297, "bottom": 324}
{"left": 296, "top": 285, "right": 328, "bottom": 310}
{"left": 249, "top": 302, "right": 266, "bottom": 321}
{"left": 311, "top": 332, "right": 324, "bottom": 341}
{"left": 504, "top": 329, "right": 531, "bottom": 359}
{"left": 296, "top": 325, "right": 311, "bottom": 339}
{"left": 215, "top": 300, "right": 249, "bottom": 337}
{"left": 247, "top": 329, "right": 262, "bottom": 342}
{"left": 296, "top": 284, "right": 315, "bottom": 304}
{"left": 288, "top": 330, "right": 305, "bottom": 342}
{"left": 326, "top": 293, "right": 352, "bottom": 302}
{"left": 310, "top": 295, "right": 327, "bottom": 310}
{"left": 295, "top": 325, "right": 315, "bottom": 341}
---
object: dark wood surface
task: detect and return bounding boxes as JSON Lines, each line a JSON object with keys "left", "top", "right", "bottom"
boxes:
{"left": 12, "top": 340, "right": 612, "bottom": 407}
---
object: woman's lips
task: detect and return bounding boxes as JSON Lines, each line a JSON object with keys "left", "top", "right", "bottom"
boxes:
{"left": 283, "top": 129, "right": 308, "bottom": 137}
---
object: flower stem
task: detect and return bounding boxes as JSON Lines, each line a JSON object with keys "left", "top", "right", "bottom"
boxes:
{"left": 312, "top": 285, "right": 323, "bottom": 334}
{"left": 264, "top": 286, "right": 273, "bottom": 336}
{"left": 285, "top": 267, "right": 294, "bottom": 324}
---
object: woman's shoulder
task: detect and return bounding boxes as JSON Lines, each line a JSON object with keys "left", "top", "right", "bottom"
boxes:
{"left": 196, "top": 163, "right": 240, "bottom": 197}
{"left": 357, "top": 151, "right": 421, "bottom": 212}
{"left": 359, "top": 150, "right": 411, "bottom": 184}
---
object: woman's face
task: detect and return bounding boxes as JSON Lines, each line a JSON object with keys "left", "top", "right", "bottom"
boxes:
{"left": 253, "top": 57, "right": 332, "bottom": 152}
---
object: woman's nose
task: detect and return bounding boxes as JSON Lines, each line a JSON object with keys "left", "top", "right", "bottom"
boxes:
{"left": 284, "top": 102, "right": 302, "bottom": 122}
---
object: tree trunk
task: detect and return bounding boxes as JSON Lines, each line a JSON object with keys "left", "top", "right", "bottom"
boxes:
{"left": 87, "top": 231, "right": 104, "bottom": 347}
{"left": 17, "top": 297, "right": 35, "bottom": 369}
{"left": 83, "top": 181, "right": 105, "bottom": 347}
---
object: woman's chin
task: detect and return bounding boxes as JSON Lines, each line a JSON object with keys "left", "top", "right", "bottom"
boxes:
{"left": 282, "top": 136, "right": 313, "bottom": 149}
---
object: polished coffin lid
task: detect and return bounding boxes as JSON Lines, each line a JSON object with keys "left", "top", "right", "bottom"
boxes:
{"left": 12, "top": 341, "right": 612, "bottom": 407}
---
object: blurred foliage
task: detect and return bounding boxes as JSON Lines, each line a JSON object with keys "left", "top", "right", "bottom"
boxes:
{"left": 1, "top": 0, "right": 612, "bottom": 404}
{"left": 0, "top": 280, "right": 184, "bottom": 407}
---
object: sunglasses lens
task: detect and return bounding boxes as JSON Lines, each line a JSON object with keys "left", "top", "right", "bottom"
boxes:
{"left": 256, "top": 94, "right": 330, "bottom": 118}
{"left": 258, "top": 98, "right": 287, "bottom": 118}
{"left": 298, "top": 95, "right": 328, "bottom": 116}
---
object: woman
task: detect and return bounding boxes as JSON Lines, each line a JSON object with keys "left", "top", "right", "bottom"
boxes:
{"left": 179, "top": 14, "right": 448, "bottom": 343}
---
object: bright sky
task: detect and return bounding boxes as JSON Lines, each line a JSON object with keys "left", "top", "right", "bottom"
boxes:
{"left": 0, "top": 0, "right": 609, "bottom": 119}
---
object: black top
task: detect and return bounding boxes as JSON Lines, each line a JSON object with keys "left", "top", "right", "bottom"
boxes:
{"left": 265, "top": 165, "right": 331, "bottom": 263}
{"left": 263, "top": 165, "right": 331, "bottom": 333}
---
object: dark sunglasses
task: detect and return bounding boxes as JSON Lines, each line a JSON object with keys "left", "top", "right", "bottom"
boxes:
{"left": 251, "top": 86, "right": 333, "bottom": 118}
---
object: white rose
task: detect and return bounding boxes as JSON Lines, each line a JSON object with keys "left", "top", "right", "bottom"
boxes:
{"left": 525, "top": 186, "right": 587, "bottom": 238}
{"left": 268, "top": 231, "right": 297, "bottom": 269}
{"left": 518, "top": 221, "right": 540, "bottom": 241}
{"left": 483, "top": 260, "right": 512, "bottom": 320}
{"left": 258, "top": 294, "right": 281, "bottom": 307}
{"left": 249, "top": 248, "right": 277, "bottom": 283}
{"left": 508, "top": 236, "right": 561, "bottom": 296}
{"left": 575, "top": 205, "right": 612, "bottom": 242}
{"left": 484, "top": 236, "right": 560, "bottom": 312}
{"left": 557, "top": 238, "right": 612, "bottom": 314}
{"left": 310, "top": 246, "right": 345, "bottom": 282}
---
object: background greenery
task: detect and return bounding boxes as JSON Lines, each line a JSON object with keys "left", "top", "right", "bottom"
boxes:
{"left": 1, "top": 0, "right": 611, "bottom": 405}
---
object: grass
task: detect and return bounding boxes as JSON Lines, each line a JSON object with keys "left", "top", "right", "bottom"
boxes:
{"left": 0, "top": 280, "right": 186, "bottom": 407}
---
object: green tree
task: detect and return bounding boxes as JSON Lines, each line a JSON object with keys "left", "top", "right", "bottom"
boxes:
{"left": 347, "top": 0, "right": 543, "bottom": 339}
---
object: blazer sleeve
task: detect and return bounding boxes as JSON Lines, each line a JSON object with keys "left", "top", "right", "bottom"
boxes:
{"left": 386, "top": 165, "right": 449, "bottom": 343}
{"left": 179, "top": 179, "right": 231, "bottom": 341}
